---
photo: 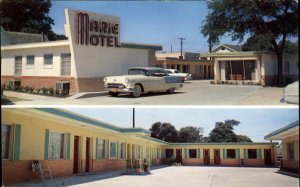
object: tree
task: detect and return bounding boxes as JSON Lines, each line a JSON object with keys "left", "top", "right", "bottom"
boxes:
{"left": 208, "top": 120, "right": 240, "bottom": 142}
{"left": 201, "top": 0, "right": 298, "bottom": 85}
{"left": 178, "top": 126, "right": 204, "bottom": 143}
{"left": 236, "top": 135, "right": 252, "bottom": 142}
{"left": 243, "top": 35, "right": 298, "bottom": 54}
{"left": 149, "top": 122, "right": 178, "bottom": 143}
{"left": 0, "top": 0, "right": 67, "bottom": 41}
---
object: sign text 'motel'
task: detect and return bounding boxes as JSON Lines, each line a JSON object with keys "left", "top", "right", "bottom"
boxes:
{"left": 76, "top": 12, "right": 121, "bottom": 47}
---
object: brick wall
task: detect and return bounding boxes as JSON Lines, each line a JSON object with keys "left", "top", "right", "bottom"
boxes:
{"left": 244, "top": 159, "right": 264, "bottom": 167}
{"left": 182, "top": 158, "right": 203, "bottom": 166}
{"left": 2, "top": 160, "right": 73, "bottom": 186}
{"left": 1, "top": 76, "right": 78, "bottom": 94}
{"left": 92, "top": 159, "right": 126, "bottom": 172}
{"left": 283, "top": 160, "right": 299, "bottom": 170}
{"left": 221, "top": 159, "right": 240, "bottom": 166}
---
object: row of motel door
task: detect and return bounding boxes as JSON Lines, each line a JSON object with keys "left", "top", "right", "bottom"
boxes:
{"left": 175, "top": 149, "right": 272, "bottom": 166}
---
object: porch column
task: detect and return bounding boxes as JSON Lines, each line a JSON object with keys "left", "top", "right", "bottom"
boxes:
{"left": 256, "top": 57, "right": 262, "bottom": 83}
{"left": 220, "top": 61, "right": 226, "bottom": 81}
{"left": 214, "top": 58, "right": 219, "bottom": 81}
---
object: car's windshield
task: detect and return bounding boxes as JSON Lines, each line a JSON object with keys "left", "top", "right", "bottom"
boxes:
{"left": 174, "top": 70, "right": 179, "bottom": 73}
{"left": 149, "top": 69, "right": 168, "bottom": 77}
{"left": 128, "top": 69, "right": 149, "bottom": 76}
{"left": 166, "top": 70, "right": 173, "bottom": 74}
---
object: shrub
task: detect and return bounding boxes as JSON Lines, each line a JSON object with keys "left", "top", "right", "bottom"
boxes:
{"left": 36, "top": 89, "right": 42, "bottom": 94}
{"left": 41, "top": 88, "right": 48, "bottom": 94}
{"left": 29, "top": 87, "right": 34, "bottom": 93}
{"left": 49, "top": 88, "right": 54, "bottom": 95}
{"left": 55, "top": 89, "right": 60, "bottom": 95}
{"left": 24, "top": 86, "right": 30, "bottom": 93}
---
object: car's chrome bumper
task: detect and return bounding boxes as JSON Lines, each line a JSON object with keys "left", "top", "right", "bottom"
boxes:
{"left": 280, "top": 94, "right": 299, "bottom": 104}
{"left": 104, "top": 87, "right": 134, "bottom": 93}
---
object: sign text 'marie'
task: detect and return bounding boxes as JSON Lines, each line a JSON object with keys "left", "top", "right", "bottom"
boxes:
{"left": 76, "top": 12, "right": 121, "bottom": 47}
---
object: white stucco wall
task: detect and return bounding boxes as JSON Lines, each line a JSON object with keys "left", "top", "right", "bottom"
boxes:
{"left": 262, "top": 53, "right": 298, "bottom": 76}
{"left": 1, "top": 44, "right": 71, "bottom": 77}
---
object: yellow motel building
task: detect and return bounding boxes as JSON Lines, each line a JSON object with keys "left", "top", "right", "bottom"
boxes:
{"left": 265, "top": 120, "right": 299, "bottom": 172}
{"left": 2, "top": 108, "right": 278, "bottom": 185}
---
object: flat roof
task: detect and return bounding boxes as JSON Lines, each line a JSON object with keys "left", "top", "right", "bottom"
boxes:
{"left": 264, "top": 120, "right": 299, "bottom": 140}
{"left": 121, "top": 42, "right": 162, "bottom": 50}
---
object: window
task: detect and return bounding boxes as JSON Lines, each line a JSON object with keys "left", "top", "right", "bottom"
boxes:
{"left": 182, "top": 65, "right": 190, "bottom": 73}
{"left": 227, "top": 149, "right": 236, "bottom": 159}
{"left": 196, "top": 65, "right": 203, "bottom": 74}
{"left": 176, "top": 64, "right": 181, "bottom": 71}
{"left": 61, "top": 54, "right": 71, "bottom": 76}
{"left": 26, "top": 55, "right": 35, "bottom": 65}
{"left": 14, "top": 56, "right": 22, "bottom": 75}
{"left": 247, "top": 149, "right": 257, "bottom": 159}
{"left": 166, "top": 149, "right": 173, "bottom": 158}
{"left": 287, "top": 142, "right": 294, "bottom": 160}
{"left": 110, "top": 142, "right": 117, "bottom": 158}
{"left": 96, "top": 139, "right": 107, "bottom": 159}
{"left": 284, "top": 61, "right": 290, "bottom": 74}
{"left": 44, "top": 54, "right": 53, "bottom": 65}
{"left": 2, "top": 125, "right": 11, "bottom": 159}
{"left": 189, "top": 149, "right": 197, "bottom": 158}
{"left": 48, "top": 132, "right": 64, "bottom": 160}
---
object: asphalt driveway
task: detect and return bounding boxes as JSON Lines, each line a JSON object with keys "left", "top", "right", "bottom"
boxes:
{"left": 4, "top": 80, "right": 289, "bottom": 105}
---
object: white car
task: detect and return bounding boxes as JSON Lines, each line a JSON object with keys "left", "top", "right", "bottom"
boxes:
{"left": 280, "top": 81, "right": 299, "bottom": 104}
{"left": 104, "top": 67, "right": 183, "bottom": 97}
{"left": 165, "top": 69, "right": 192, "bottom": 82}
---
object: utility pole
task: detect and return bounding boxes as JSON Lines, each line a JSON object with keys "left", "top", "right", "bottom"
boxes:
{"left": 178, "top": 37, "right": 185, "bottom": 59}
{"left": 133, "top": 108, "right": 135, "bottom": 128}
{"left": 171, "top": 45, "right": 173, "bottom": 53}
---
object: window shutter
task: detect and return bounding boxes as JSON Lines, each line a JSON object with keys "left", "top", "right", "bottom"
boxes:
{"left": 13, "top": 124, "right": 21, "bottom": 160}
{"left": 236, "top": 149, "right": 240, "bottom": 159}
{"left": 106, "top": 140, "right": 109, "bottom": 158}
{"left": 65, "top": 133, "right": 71, "bottom": 160}
{"left": 198, "top": 149, "right": 201, "bottom": 159}
{"left": 196, "top": 149, "right": 199, "bottom": 158}
{"left": 244, "top": 149, "right": 248, "bottom": 159}
{"left": 257, "top": 149, "right": 261, "bottom": 159}
{"left": 96, "top": 138, "right": 99, "bottom": 159}
{"left": 44, "top": 129, "right": 50, "bottom": 160}
{"left": 223, "top": 149, "right": 226, "bottom": 159}
{"left": 185, "top": 149, "right": 188, "bottom": 159}
{"left": 116, "top": 142, "right": 119, "bottom": 158}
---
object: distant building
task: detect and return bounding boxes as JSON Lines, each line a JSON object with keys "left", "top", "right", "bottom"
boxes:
{"left": 155, "top": 52, "right": 214, "bottom": 79}
{"left": 265, "top": 120, "right": 299, "bottom": 172}
{"left": 202, "top": 44, "right": 299, "bottom": 85}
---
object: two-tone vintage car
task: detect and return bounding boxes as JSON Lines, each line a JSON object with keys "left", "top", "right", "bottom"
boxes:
{"left": 280, "top": 81, "right": 299, "bottom": 104}
{"left": 165, "top": 69, "right": 192, "bottom": 82}
{"left": 103, "top": 67, "right": 183, "bottom": 97}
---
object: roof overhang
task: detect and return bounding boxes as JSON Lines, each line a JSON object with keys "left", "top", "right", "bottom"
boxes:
{"left": 1, "top": 40, "right": 69, "bottom": 50}
{"left": 121, "top": 42, "right": 162, "bottom": 51}
{"left": 264, "top": 121, "right": 299, "bottom": 140}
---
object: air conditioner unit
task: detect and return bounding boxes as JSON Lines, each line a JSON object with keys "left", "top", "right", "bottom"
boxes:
{"left": 56, "top": 81, "right": 70, "bottom": 95}
{"left": 9, "top": 80, "right": 21, "bottom": 89}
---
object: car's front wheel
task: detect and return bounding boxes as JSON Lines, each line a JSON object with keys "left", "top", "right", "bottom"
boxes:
{"left": 132, "top": 84, "right": 142, "bottom": 97}
{"left": 109, "top": 92, "right": 119, "bottom": 97}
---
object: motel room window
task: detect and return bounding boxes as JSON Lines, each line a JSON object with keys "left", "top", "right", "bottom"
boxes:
{"left": 26, "top": 55, "right": 35, "bottom": 65}
{"left": 287, "top": 142, "right": 294, "bottom": 160}
{"left": 44, "top": 54, "right": 53, "bottom": 65}
{"left": 14, "top": 56, "right": 22, "bottom": 75}
{"left": 96, "top": 139, "right": 107, "bottom": 159}
{"left": 226, "top": 149, "right": 236, "bottom": 159}
{"left": 1, "top": 125, "right": 11, "bottom": 159}
{"left": 189, "top": 149, "right": 197, "bottom": 158}
{"left": 247, "top": 149, "right": 257, "bottom": 159}
{"left": 61, "top": 53, "right": 71, "bottom": 76}
{"left": 182, "top": 65, "right": 190, "bottom": 73}
{"left": 110, "top": 142, "right": 117, "bottom": 158}
{"left": 166, "top": 149, "right": 174, "bottom": 158}
{"left": 48, "top": 132, "right": 64, "bottom": 160}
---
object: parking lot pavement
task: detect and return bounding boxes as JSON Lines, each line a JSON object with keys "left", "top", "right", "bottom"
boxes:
{"left": 68, "top": 166, "right": 298, "bottom": 187}
{"left": 9, "top": 80, "right": 289, "bottom": 105}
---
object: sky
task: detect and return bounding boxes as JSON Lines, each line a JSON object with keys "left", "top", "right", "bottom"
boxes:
{"left": 66, "top": 107, "right": 299, "bottom": 142}
{"left": 49, "top": 1, "right": 239, "bottom": 53}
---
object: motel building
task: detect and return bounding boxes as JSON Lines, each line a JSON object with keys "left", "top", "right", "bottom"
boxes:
{"left": 155, "top": 52, "right": 214, "bottom": 79}
{"left": 265, "top": 120, "right": 299, "bottom": 173}
{"left": 202, "top": 44, "right": 299, "bottom": 86}
{"left": 1, "top": 9, "right": 162, "bottom": 94}
{"left": 2, "top": 108, "right": 278, "bottom": 185}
